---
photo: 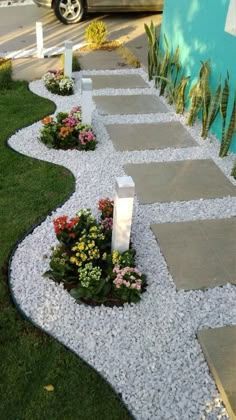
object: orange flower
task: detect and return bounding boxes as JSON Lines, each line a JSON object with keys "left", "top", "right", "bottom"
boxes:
{"left": 59, "top": 126, "right": 73, "bottom": 138}
{"left": 42, "top": 116, "right": 53, "bottom": 125}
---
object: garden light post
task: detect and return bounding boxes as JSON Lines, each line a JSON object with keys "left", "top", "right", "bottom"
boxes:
{"left": 112, "top": 176, "right": 135, "bottom": 253}
{"left": 64, "top": 40, "right": 73, "bottom": 78}
{"left": 81, "top": 78, "right": 93, "bottom": 125}
{"left": 36, "top": 22, "right": 44, "bottom": 58}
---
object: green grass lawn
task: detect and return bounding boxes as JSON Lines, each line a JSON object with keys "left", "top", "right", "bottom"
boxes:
{"left": 0, "top": 81, "right": 132, "bottom": 420}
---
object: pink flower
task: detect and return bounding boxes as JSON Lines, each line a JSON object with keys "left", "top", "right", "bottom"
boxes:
{"left": 62, "top": 116, "right": 78, "bottom": 127}
{"left": 101, "top": 217, "right": 113, "bottom": 231}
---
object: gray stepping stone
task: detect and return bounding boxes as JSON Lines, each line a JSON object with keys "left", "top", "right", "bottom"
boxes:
{"left": 198, "top": 326, "right": 236, "bottom": 419}
{"left": 94, "top": 95, "right": 168, "bottom": 115}
{"left": 106, "top": 122, "right": 197, "bottom": 151}
{"left": 90, "top": 75, "right": 148, "bottom": 90}
{"left": 151, "top": 218, "right": 236, "bottom": 290}
{"left": 124, "top": 160, "right": 236, "bottom": 204}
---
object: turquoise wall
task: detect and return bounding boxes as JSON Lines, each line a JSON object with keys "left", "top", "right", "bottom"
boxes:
{"left": 161, "top": 0, "right": 236, "bottom": 152}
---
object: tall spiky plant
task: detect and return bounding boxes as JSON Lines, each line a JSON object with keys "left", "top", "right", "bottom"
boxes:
{"left": 175, "top": 75, "right": 190, "bottom": 114}
{"left": 159, "top": 74, "right": 190, "bottom": 114}
{"left": 187, "top": 61, "right": 211, "bottom": 126}
{"left": 219, "top": 94, "right": 236, "bottom": 157}
{"left": 231, "top": 161, "right": 236, "bottom": 179}
{"left": 159, "top": 35, "right": 171, "bottom": 96}
{"left": 202, "top": 82, "right": 222, "bottom": 139}
{"left": 219, "top": 73, "right": 230, "bottom": 155}
{"left": 144, "top": 21, "right": 159, "bottom": 81}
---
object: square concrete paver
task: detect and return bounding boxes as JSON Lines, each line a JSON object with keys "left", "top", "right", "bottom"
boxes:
{"left": 94, "top": 95, "right": 168, "bottom": 115}
{"left": 106, "top": 122, "right": 197, "bottom": 151}
{"left": 198, "top": 326, "right": 236, "bottom": 419}
{"left": 124, "top": 160, "right": 236, "bottom": 204}
{"left": 151, "top": 218, "right": 236, "bottom": 290}
{"left": 90, "top": 75, "right": 148, "bottom": 90}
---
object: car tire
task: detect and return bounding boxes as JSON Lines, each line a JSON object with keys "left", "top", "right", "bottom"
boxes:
{"left": 54, "top": 0, "right": 84, "bottom": 24}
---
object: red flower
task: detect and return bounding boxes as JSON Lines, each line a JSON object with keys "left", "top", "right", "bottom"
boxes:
{"left": 53, "top": 216, "right": 79, "bottom": 236}
{"left": 98, "top": 198, "right": 114, "bottom": 218}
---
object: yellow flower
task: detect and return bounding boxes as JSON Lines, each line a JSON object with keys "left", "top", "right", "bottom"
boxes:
{"left": 112, "top": 250, "right": 120, "bottom": 265}
{"left": 78, "top": 242, "right": 85, "bottom": 251}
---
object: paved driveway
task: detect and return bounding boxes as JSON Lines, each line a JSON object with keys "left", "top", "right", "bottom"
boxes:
{"left": 0, "top": 4, "right": 162, "bottom": 66}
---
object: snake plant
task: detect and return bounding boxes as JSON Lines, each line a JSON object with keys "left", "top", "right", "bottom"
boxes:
{"left": 219, "top": 93, "right": 236, "bottom": 157}
{"left": 231, "top": 161, "right": 236, "bottom": 179}
{"left": 144, "top": 21, "right": 159, "bottom": 81}
{"left": 187, "top": 61, "right": 211, "bottom": 126}
{"left": 202, "top": 83, "right": 222, "bottom": 139}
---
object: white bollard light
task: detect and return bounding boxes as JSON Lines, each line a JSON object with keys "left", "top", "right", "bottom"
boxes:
{"left": 112, "top": 176, "right": 135, "bottom": 253}
{"left": 81, "top": 78, "right": 93, "bottom": 125}
{"left": 64, "top": 40, "right": 73, "bottom": 78}
{"left": 36, "top": 21, "right": 44, "bottom": 58}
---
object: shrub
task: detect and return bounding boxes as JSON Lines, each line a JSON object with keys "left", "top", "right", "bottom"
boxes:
{"left": 44, "top": 199, "right": 146, "bottom": 306}
{"left": 43, "top": 70, "right": 74, "bottom": 95}
{"left": 85, "top": 21, "right": 108, "bottom": 46}
{"left": 40, "top": 107, "right": 97, "bottom": 151}
{"left": 0, "top": 57, "right": 12, "bottom": 89}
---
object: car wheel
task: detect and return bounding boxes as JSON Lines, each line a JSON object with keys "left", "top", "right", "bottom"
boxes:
{"left": 54, "top": 0, "right": 84, "bottom": 24}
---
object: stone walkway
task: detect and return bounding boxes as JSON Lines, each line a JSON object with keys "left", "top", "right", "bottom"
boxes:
{"left": 8, "top": 67, "right": 236, "bottom": 419}
{"left": 93, "top": 72, "right": 236, "bottom": 418}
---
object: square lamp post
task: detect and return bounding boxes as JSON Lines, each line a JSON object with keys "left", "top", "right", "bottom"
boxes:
{"left": 112, "top": 176, "right": 135, "bottom": 253}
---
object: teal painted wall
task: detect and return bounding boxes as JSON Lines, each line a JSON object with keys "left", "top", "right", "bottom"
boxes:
{"left": 161, "top": 0, "right": 236, "bottom": 152}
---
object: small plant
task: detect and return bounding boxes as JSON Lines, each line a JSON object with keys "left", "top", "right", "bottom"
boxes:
{"left": 40, "top": 107, "right": 97, "bottom": 151}
{"left": 85, "top": 21, "right": 108, "bottom": 46}
{"left": 44, "top": 199, "right": 146, "bottom": 306}
{"left": 0, "top": 57, "right": 12, "bottom": 89}
{"left": 43, "top": 70, "right": 74, "bottom": 95}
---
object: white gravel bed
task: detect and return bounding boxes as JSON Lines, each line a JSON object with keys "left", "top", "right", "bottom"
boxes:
{"left": 8, "top": 69, "right": 236, "bottom": 420}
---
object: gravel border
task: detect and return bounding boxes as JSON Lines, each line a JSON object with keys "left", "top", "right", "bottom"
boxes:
{"left": 8, "top": 68, "right": 236, "bottom": 420}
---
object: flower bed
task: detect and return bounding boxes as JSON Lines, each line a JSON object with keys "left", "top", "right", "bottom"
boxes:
{"left": 40, "top": 107, "right": 97, "bottom": 150}
{"left": 43, "top": 70, "right": 74, "bottom": 95}
{"left": 45, "top": 198, "right": 146, "bottom": 306}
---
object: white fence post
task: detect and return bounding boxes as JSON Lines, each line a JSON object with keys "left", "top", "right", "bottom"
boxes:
{"left": 112, "top": 176, "right": 135, "bottom": 253}
{"left": 64, "top": 40, "right": 73, "bottom": 78}
{"left": 36, "top": 22, "right": 44, "bottom": 58}
{"left": 81, "top": 78, "right": 93, "bottom": 125}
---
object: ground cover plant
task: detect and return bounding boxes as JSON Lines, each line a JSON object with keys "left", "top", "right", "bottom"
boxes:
{"left": 40, "top": 107, "right": 97, "bottom": 150}
{"left": 45, "top": 198, "right": 146, "bottom": 306}
{"left": 43, "top": 70, "right": 74, "bottom": 95}
{"left": 0, "top": 80, "right": 131, "bottom": 419}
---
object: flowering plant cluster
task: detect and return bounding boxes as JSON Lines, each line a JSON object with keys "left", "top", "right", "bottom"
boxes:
{"left": 45, "top": 198, "right": 146, "bottom": 306}
{"left": 40, "top": 107, "right": 97, "bottom": 150}
{"left": 43, "top": 70, "right": 74, "bottom": 95}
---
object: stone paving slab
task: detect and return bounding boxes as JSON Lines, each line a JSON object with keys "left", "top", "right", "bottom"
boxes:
{"left": 151, "top": 218, "right": 236, "bottom": 290}
{"left": 124, "top": 160, "right": 236, "bottom": 204}
{"left": 94, "top": 95, "right": 168, "bottom": 115}
{"left": 198, "top": 326, "right": 236, "bottom": 419}
{"left": 106, "top": 121, "right": 197, "bottom": 151}
{"left": 90, "top": 74, "right": 148, "bottom": 90}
